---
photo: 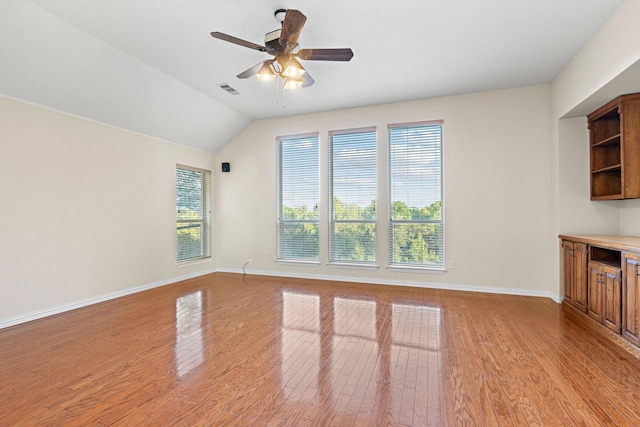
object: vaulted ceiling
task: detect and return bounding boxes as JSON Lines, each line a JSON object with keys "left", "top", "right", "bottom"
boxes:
{"left": 0, "top": 0, "right": 624, "bottom": 152}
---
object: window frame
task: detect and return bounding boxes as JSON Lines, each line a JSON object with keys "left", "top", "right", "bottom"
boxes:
{"left": 387, "top": 121, "right": 444, "bottom": 270}
{"left": 328, "top": 127, "right": 378, "bottom": 265}
{"left": 276, "top": 132, "right": 321, "bottom": 263}
{"left": 176, "top": 164, "right": 212, "bottom": 263}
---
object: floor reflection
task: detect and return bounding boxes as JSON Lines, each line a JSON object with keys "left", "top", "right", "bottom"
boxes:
{"left": 333, "top": 297, "right": 377, "bottom": 339}
{"left": 280, "top": 291, "right": 320, "bottom": 402}
{"left": 331, "top": 297, "right": 379, "bottom": 409}
{"left": 175, "top": 290, "right": 204, "bottom": 377}
{"left": 279, "top": 290, "right": 442, "bottom": 420}
{"left": 390, "top": 303, "right": 442, "bottom": 423}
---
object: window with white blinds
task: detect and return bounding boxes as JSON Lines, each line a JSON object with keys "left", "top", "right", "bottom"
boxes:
{"left": 276, "top": 133, "right": 320, "bottom": 261}
{"left": 388, "top": 122, "right": 443, "bottom": 268}
{"left": 329, "top": 127, "right": 377, "bottom": 263}
{"left": 176, "top": 165, "right": 211, "bottom": 262}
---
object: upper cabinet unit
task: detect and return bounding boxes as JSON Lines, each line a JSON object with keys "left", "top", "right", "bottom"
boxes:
{"left": 588, "top": 93, "right": 640, "bottom": 200}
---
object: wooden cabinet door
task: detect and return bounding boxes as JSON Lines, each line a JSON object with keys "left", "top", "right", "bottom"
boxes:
{"left": 562, "top": 241, "right": 574, "bottom": 304}
{"left": 602, "top": 265, "right": 622, "bottom": 333}
{"left": 587, "top": 263, "right": 603, "bottom": 322}
{"left": 573, "top": 243, "right": 588, "bottom": 313}
{"left": 622, "top": 252, "right": 640, "bottom": 346}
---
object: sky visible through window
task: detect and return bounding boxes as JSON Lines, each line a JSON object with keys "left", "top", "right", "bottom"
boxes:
{"left": 281, "top": 136, "right": 319, "bottom": 214}
{"left": 280, "top": 126, "right": 441, "bottom": 211}
{"left": 389, "top": 125, "right": 442, "bottom": 209}
{"left": 331, "top": 129, "right": 377, "bottom": 211}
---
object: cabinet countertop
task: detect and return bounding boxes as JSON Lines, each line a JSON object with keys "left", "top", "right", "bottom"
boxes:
{"left": 559, "top": 235, "right": 640, "bottom": 252}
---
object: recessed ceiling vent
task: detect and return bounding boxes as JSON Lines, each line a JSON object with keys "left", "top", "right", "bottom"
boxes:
{"left": 218, "top": 83, "right": 240, "bottom": 95}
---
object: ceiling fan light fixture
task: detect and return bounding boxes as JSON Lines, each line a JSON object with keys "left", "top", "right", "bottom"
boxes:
{"left": 211, "top": 9, "right": 354, "bottom": 90}
{"left": 283, "top": 78, "right": 303, "bottom": 90}
{"left": 281, "top": 57, "right": 306, "bottom": 79}
{"left": 257, "top": 62, "right": 276, "bottom": 81}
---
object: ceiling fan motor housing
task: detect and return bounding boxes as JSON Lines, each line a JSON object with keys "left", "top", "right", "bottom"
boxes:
{"left": 274, "top": 9, "right": 287, "bottom": 24}
{"left": 264, "top": 29, "right": 281, "bottom": 52}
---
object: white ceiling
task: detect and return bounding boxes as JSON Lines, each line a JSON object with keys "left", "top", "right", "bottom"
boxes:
{"left": 0, "top": 0, "right": 625, "bottom": 152}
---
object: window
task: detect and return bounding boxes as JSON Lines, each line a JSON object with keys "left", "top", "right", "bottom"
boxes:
{"left": 388, "top": 121, "right": 443, "bottom": 268}
{"left": 176, "top": 165, "right": 211, "bottom": 262}
{"left": 329, "top": 128, "right": 377, "bottom": 263}
{"left": 276, "top": 133, "right": 320, "bottom": 261}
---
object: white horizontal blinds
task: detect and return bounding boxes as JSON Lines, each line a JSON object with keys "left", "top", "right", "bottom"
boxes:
{"left": 388, "top": 121, "right": 443, "bottom": 268}
{"left": 276, "top": 133, "right": 320, "bottom": 261}
{"left": 176, "top": 165, "right": 211, "bottom": 262}
{"left": 329, "top": 127, "right": 377, "bottom": 263}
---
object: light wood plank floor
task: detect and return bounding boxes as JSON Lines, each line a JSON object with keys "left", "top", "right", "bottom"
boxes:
{"left": 2, "top": 272, "right": 640, "bottom": 426}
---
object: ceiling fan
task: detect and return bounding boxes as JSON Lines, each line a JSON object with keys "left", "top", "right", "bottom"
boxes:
{"left": 211, "top": 9, "right": 354, "bottom": 89}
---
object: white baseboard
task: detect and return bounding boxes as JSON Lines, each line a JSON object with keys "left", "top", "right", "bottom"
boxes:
{"left": 216, "top": 267, "right": 564, "bottom": 303}
{"left": 0, "top": 268, "right": 217, "bottom": 330}
{"left": 1, "top": 267, "right": 561, "bottom": 330}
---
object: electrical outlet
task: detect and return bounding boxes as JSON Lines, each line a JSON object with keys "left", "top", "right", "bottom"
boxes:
{"left": 351, "top": 271, "right": 358, "bottom": 277}
{"left": 169, "top": 257, "right": 173, "bottom": 265}
{"left": 247, "top": 258, "right": 252, "bottom": 264}
{"left": 449, "top": 261, "right": 455, "bottom": 269}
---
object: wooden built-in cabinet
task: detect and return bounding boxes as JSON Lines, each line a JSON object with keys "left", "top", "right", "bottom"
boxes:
{"left": 623, "top": 252, "right": 640, "bottom": 346}
{"left": 603, "top": 267, "right": 622, "bottom": 333}
{"left": 588, "top": 246, "right": 622, "bottom": 333}
{"left": 587, "top": 263, "right": 603, "bottom": 322}
{"left": 563, "top": 240, "right": 587, "bottom": 311}
{"left": 560, "top": 235, "right": 639, "bottom": 346}
{"left": 588, "top": 93, "right": 640, "bottom": 200}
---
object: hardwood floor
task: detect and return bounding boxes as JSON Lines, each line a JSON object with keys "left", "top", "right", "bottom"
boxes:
{"left": 2, "top": 272, "right": 640, "bottom": 426}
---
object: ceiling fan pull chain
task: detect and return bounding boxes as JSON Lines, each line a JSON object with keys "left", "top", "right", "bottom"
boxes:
{"left": 281, "top": 78, "right": 286, "bottom": 109}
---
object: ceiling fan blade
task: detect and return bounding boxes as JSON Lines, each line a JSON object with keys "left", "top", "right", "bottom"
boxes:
{"left": 279, "top": 9, "right": 307, "bottom": 49}
{"left": 301, "top": 72, "right": 315, "bottom": 88}
{"left": 211, "top": 32, "right": 266, "bottom": 52}
{"left": 236, "top": 62, "right": 265, "bottom": 79}
{"left": 297, "top": 48, "right": 354, "bottom": 61}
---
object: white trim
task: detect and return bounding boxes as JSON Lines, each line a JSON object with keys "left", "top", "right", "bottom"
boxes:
{"left": 387, "top": 265, "right": 446, "bottom": 275}
{"left": 217, "top": 267, "right": 563, "bottom": 303}
{"left": 275, "top": 260, "right": 321, "bottom": 267}
{"left": 329, "top": 262, "right": 379, "bottom": 271}
{"left": 0, "top": 268, "right": 216, "bottom": 330}
{"left": 1, "top": 267, "right": 562, "bottom": 330}
{"left": 177, "top": 257, "right": 213, "bottom": 268}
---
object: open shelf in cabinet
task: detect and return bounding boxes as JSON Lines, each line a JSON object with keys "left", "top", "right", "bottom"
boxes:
{"left": 590, "top": 245, "right": 621, "bottom": 268}
{"left": 591, "top": 169, "right": 622, "bottom": 199}
{"left": 588, "top": 93, "right": 640, "bottom": 200}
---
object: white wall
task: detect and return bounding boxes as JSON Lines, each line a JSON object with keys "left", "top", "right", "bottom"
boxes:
{"left": 0, "top": 96, "right": 216, "bottom": 326}
{"left": 552, "top": 0, "right": 640, "bottom": 119}
{"left": 0, "top": 0, "right": 250, "bottom": 153}
{"left": 551, "top": 0, "right": 640, "bottom": 239}
{"left": 549, "top": 0, "right": 640, "bottom": 297}
{"left": 4, "top": 0, "right": 638, "bottom": 326}
{"left": 557, "top": 117, "right": 620, "bottom": 235}
{"left": 216, "top": 85, "right": 556, "bottom": 297}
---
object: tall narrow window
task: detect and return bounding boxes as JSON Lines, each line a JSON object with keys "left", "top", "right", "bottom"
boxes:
{"left": 176, "top": 165, "right": 211, "bottom": 262}
{"left": 388, "top": 122, "right": 443, "bottom": 268}
{"left": 276, "top": 133, "right": 320, "bottom": 261}
{"left": 329, "top": 127, "right": 377, "bottom": 264}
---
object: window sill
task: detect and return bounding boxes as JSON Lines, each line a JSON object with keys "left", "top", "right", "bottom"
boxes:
{"left": 329, "top": 262, "right": 379, "bottom": 271}
{"left": 275, "top": 259, "right": 321, "bottom": 267}
{"left": 386, "top": 265, "right": 446, "bottom": 275}
{"left": 177, "top": 257, "right": 212, "bottom": 268}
